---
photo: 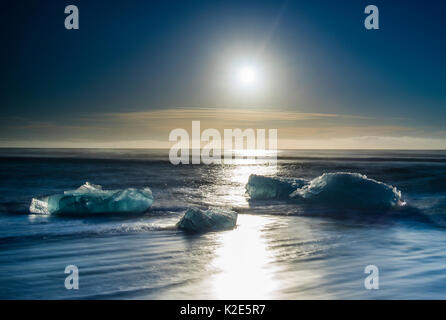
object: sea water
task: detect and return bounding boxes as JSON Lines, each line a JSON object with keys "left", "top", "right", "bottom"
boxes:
{"left": 0, "top": 148, "right": 446, "bottom": 299}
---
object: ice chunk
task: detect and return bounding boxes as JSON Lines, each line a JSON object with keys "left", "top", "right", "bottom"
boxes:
{"left": 177, "top": 207, "right": 238, "bottom": 233}
{"left": 246, "top": 172, "right": 404, "bottom": 210}
{"left": 290, "top": 172, "right": 403, "bottom": 209}
{"left": 29, "top": 182, "right": 153, "bottom": 216}
{"left": 246, "top": 174, "right": 307, "bottom": 200}
{"left": 29, "top": 198, "right": 49, "bottom": 214}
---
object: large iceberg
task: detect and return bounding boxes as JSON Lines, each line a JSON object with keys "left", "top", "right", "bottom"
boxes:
{"left": 29, "top": 182, "right": 154, "bottom": 216}
{"left": 246, "top": 172, "right": 404, "bottom": 209}
{"left": 245, "top": 174, "right": 306, "bottom": 200}
{"left": 177, "top": 207, "right": 238, "bottom": 233}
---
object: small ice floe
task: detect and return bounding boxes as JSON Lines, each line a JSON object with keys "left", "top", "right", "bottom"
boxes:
{"left": 29, "top": 182, "right": 153, "bottom": 216}
{"left": 245, "top": 174, "right": 307, "bottom": 200}
{"left": 176, "top": 207, "right": 238, "bottom": 233}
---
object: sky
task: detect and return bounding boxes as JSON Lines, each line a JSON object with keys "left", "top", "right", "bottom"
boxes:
{"left": 1, "top": 0, "right": 445, "bottom": 149}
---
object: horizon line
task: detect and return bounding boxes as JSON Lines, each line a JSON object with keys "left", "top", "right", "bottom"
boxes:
{"left": 1, "top": 147, "right": 446, "bottom": 151}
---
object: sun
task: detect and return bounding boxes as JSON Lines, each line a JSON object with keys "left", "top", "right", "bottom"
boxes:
{"left": 237, "top": 66, "right": 258, "bottom": 86}
{"left": 230, "top": 61, "right": 264, "bottom": 94}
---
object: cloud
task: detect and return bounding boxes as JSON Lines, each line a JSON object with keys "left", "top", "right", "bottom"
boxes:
{"left": 0, "top": 108, "right": 445, "bottom": 149}
{"left": 277, "top": 125, "right": 415, "bottom": 139}
{"left": 103, "top": 108, "right": 367, "bottom": 122}
{"left": 279, "top": 136, "right": 446, "bottom": 150}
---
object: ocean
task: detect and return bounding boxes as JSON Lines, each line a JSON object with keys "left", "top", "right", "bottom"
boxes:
{"left": 1, "top": 148, "right": 446, "bottom": 299}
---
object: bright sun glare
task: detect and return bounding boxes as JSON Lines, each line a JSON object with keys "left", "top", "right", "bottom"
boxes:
{"left": 237, "top": 66, "right": 257, "bottom": 86}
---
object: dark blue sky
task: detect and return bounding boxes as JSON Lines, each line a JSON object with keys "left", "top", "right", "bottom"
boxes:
{"left": 1, "top": 0, "right": 445, "bottom": 148}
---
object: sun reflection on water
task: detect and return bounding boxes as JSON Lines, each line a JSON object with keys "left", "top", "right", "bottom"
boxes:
{"left": 208, "top": 215, "right": 280, "bottom": 299}
{"left": 206, "top": 162, "right": 277, "bottom": 208}
{"left": 198, "top": 160, "right": 283, "bottom": 298}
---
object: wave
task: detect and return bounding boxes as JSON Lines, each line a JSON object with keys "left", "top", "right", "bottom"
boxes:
{"left": 29, "top": 182, "right": 154, "bottom": 216}
{"left": 0, "top": 220, "right": 180, "bottom": 245}
{"left": 246, "top": 172, "right": 405, "bottom": 210}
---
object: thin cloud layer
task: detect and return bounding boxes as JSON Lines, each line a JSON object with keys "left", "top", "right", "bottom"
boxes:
{"left": 1, "top": 108, "right": 445, "bottom": 149}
